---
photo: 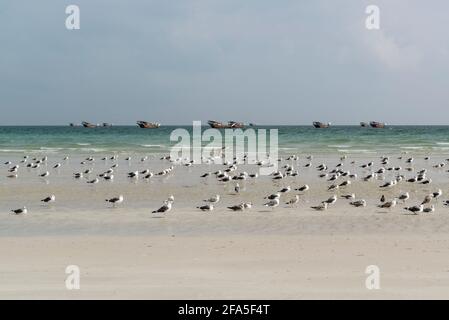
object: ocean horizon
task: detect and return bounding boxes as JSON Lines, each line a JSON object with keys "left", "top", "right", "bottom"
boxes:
{"left": 2, "top": 125, "right": 449, "bottom": 156}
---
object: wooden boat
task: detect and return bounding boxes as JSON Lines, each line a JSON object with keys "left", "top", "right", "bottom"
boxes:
{"left": 370, "top": 121, "right": 386, "bottom": 128}
{"left": 360, "top": 122, "right": 368, "bottom": 127}
{"left": 313, "top": 121, "right": 331, "bottom": 128}
{"left": 137, "top": 121, "right": 160, "bottom": 129}
{"left": 82, "top": 121, "right": 97, "bottom": 128}
{"left": 208, "top": 120, "right": 245, "bottom": 129}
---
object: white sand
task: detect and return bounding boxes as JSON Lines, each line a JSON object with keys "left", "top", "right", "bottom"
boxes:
{"left": 1, "top": 232, "right": 449, "bottom": 299}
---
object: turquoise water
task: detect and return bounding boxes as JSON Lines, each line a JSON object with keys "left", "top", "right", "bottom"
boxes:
{"left": 1, "top": 125, "right": 449, "bottom": 155}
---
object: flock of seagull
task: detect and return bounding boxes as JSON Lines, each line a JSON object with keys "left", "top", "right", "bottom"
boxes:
{"left": 4, "top": 152, "right": 449, "bottom": 216}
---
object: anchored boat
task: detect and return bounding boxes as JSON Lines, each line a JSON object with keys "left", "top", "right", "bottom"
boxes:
{"left": 82, "top": 121, "right": 97, "bottom": 128}
{"left": 208, "top": 120, "right": 245, "bottom": 129}
{"left": 313, "top": 121, "right": 331, "bottom": 128}
{"left": 370, "top": 121, "right": 386, "bottom": 128}
{"left": 137, "top": 121, "right": 161, "bottom": 129}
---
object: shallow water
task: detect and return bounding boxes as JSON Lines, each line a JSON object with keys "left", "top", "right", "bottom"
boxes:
{"left": 2, "top": 125, "right": 449, "bottom": 155}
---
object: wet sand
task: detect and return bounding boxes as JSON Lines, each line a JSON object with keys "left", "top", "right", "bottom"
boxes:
{"left": 1, "top": 152, "right": 449, "bottom": 298}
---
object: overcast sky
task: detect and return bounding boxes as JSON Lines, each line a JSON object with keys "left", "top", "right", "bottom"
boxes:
{"left": 1, "top": 0, "right": 448, "bottom": 125}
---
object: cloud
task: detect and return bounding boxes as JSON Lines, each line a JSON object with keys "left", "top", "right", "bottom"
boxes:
{"left": 362, "top": 30, "right": 421, "bottom": 70}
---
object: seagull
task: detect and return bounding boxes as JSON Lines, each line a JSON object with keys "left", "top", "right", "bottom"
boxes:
{"left": 279, "top": 186, "right": 291, "bottom": 193}
{"left": 105, "top": 195, "right": 124, "bottom": 207}
{"left": 87, "top": 178, "right": 99, "bottom": 184}
{"left": 152, "top": 200, "right": 172, "bottom": 214}
{"left": 341, "top": 193, "right": 355, "bottom": 200}
{"left": 322, "top": 195, "right": 337, "bottom": 205}
{"left": 264, "top": 198, "right": 280, "bottom": 209}
{"left": 235, "top": 183, "right": 240, "bottom": 194}
{"left": 420, "top": 178, "right": 432, "bottom": 185}
{"left": 432, "top": 189, "right": 443, "bottom": 200}
{"left": 128, "top": 171, "right": 139, "bottom": 178}
{"left": 350, "top": 199, "right": 367, "bottom": 207}
{"left": 404, "top": 204, "right": 424, "bottom": 214}
{"left": 228, "top": 203, "right": 245, "bottom": 211}
{"left": 285, "top": 195, "right": 300, "bottom": 207}
{"left": 264, "top": 193, "right": 280, "bottom": 200}
{"left": 380, "top": 180, "right": 396, "bottom": 188}
{"left": 53, "top": 163, "right": 61, "bottom": 169}
{"left": 39, "top": 171, "right": 50, "bottom": 178}
{"left": 204, "top": 195, "right": 220, "bottom": 203}
{"left": 398, "top": 192, "right": 410, "bottom": 203}
{"left": 423, "top": 205, "right": 435, "bottom": 213}
{"left": 41, "top": 195, "right": 56, "bottom": 204}
{"left": 339, "top": 180, "right": 351, "bottom": 187}
{"left": 11, "top": 207, "right": 27, "bottom": 215}
{"left": 378, "top": 199, "right": 397, "bottom": 209}
{"left": 103, "top": 175, "right": 114, "bottom": 181}
{"left": 311, "top": 203, "right": 328, "bottom": 211}
{"left": 242, "top": 202, "right": 252, "bottom": 209}
{"left": 380, "top": 195, "right": 386, "bottom": 203}
{"left": 295, "top": 185, "right": 309, "bottom": 192}
{"left": 197, "top": 204, "right": 214, "bottom": 211}
{"left": 421, "top": 194, "right": 433, "bottom": 205}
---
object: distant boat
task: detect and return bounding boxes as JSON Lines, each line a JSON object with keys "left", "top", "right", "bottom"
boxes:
{"left": 102, "top": 123, "right": 113, "bottom": 127}
{"left": 313, "top": 121, "right": 331, "bottom": 128}
{"left": 208, "top": 120, "right": 245, "bottom": 129}
{"left": 82, "top": 121, "right": 97, "bottom": 128}
{"left": 370, "top": 121, "right": 386, "bottom": 128}
{"left": 360, "top": 122, "right": 368, "bottom": 127}
{"left": 137, "top": 121, "right": 160, "bottom": 129}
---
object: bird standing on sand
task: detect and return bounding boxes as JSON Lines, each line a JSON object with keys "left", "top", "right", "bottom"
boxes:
{"left": 421, "top": 194, "right": 433, "bottom": 205}
{"left": 11, "top": 207, "right": 27, "bottom": 215}
{"left": 152, "top": 201, "right": 172, "bottom": 214}
{"left": 197, "top": 204, "right": 214, "bottom": 211}
{"left": 295, "top": 185, "right": 309, "bottom": 192}
{"left": 378, "top": 199, "right": 397, "bottom": 209}
{"left": 87, "top": 178, "right": 99, "bottom": 184}
{"left": 341, "top": 194, "right": 355, "bottom": 200}
{"left": 398, "top": 192, "right": 410, "bottom": 203}
{"left": 105, "top": 195, "right": 124, "bottom": 207}
{"left": 286, "top": 195, "right": 300, "bottom": 207}
{"left": 323, "top": 195, "right": 337, "bottom": 205}
{"left": 204, "top": 195, "right": 220, "bottom": 204}
{"left": 350, "top": 200, "right": 366, "bottom": 207}
{"left": 41, "top": 195, "right": 56, "bottom": 204}
{"left": 311, "top": 203, "right": 328, "bottom": 211}
{"left": 39, "top": 171, "right": 50, "bottom": 178}
{"left": 264, "top": 198, "right": 280, "bottom": 210}
{"left": 235, "top": 183, "right": 240, "bottom": 194}
{"left": 432, "top": 189, "right": 443, "bottom": 201}
{"left": 404, "top": 204, "right": 424, "bottom": 214}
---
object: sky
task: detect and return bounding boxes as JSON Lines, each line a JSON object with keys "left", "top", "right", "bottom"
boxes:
{"left": 1, "top": 0, "right": 448, "bottom": 125}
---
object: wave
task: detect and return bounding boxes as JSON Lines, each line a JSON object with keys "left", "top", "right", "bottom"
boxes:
{"left": 436, "top": 142, "right": 449, "bottom": 145}
{"left": 400, "top": 146, "right": 424, "bottom": 150}
{"left": 76, "top": 143, "right": 91, "bottom": 146}
{"left": 328, "top": 145, "right": 352, "bottom": 148}
{"left": 141, "top": 144, "right": 163, "bottom": 148}
{"left": 337, "top": 149, "right": 374, "bottom": 154}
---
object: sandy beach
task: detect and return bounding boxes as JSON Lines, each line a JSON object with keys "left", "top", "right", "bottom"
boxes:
{"left": 2, "top": 151, "right": 449, "bottom": 299}
{"left": 2, "top": 232, "right": 449, "bottom": 299}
